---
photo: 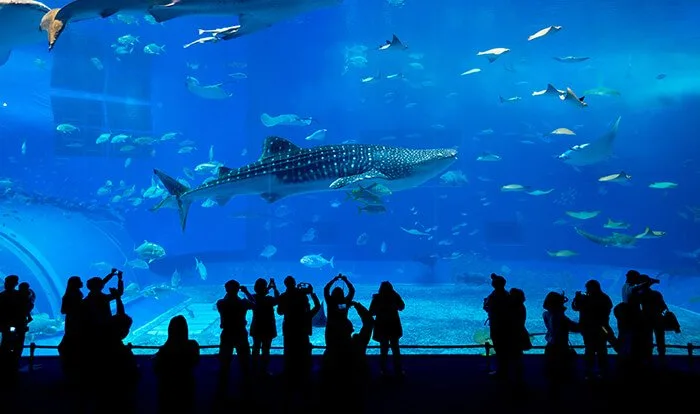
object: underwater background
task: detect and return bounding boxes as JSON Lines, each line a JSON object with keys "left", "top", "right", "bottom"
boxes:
{"left": 0, "top": 0, "right": 699, "bottom": 354}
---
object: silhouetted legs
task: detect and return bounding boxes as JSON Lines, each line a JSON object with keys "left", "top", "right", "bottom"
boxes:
{"left": 252, "top": 337, "right": 273, "bottom": 374}
{"left": 219, "top": 331, "right": 251, "bottom": 380}
{"left": 379, "top": 338, "right": 402, "bottom": 375}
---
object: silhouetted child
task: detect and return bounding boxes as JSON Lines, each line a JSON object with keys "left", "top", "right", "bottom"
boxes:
{"left": 250, "top": 277, "right": 279, "bottom": 375}
{"left": 369, "top": 281, "right": 405, "bottom": 376}
{"left": 18, "top": 282, "right": 35, "bottom": 323}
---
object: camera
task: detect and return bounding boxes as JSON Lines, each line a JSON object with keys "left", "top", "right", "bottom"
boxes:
{"left": 297, "top": 282, "right": 313, "bottom": 294}
{"left": 650, "top": 278, "right": 660, "bottom": 285}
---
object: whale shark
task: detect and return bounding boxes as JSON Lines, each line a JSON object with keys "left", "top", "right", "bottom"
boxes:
{"left": 557, "top": 116, "right": 622, "bottom": 167}
{"left": 154, "top": 136, "right": 458, "bottom": 231}
{"left": 575, "top": 227, "right": 637, "bottom": 249}
{"left": 40, "top": 0, "right": 342, "bottom": 50}
{"left": 0, "top": 0, "right": 51, "bottom": 66}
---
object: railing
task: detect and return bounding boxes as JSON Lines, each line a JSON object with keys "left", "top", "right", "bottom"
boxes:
{"left": 25, "top": 342, "right": 698, "bottom": 371}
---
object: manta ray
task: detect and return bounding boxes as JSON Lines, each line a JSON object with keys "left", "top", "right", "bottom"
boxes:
{"left": 153, "top": 136, "right": 458, "bottom": 231}
{"left": 558, "top": 116, "right": 622, "bottom": 167}
{"left": 40, "top": 0, "right": 342, "bottom": 50}
{"left": 0, "top": 0, "right": 51, "bottom": 66}
{"left": 575, "top": 227, "right": 637, "bottom": 249}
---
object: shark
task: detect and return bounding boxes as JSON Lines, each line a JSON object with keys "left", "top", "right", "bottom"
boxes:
{"left": 40, "top": 0, "right": 342, "bottom": 50}
{"left": 557, "top": 116, "right": 622, "bottom": 167}
{"left": 574, "top": 227, "right": 637, "bottom": 249}
{"left": 153, "top": 136, "right": 458, "bottom": 231}
{"left": 0, "top": 0, "right": 51, "bottom": 66}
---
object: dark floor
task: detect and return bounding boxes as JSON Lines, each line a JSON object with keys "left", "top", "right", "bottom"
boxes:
{"left": 0, "top": 354, "right": 697, "bottom": 414}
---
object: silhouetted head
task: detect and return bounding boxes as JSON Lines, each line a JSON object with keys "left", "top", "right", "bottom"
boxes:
{"left": 378, "top": 281, "right": 394, "bottom": 296}
{"left": 331, "top": 286, "right": 344, "bottom": 301}
{"left": 112, "top": 314, "right": 133, "bottom": 341}
{"left": 284, "top": 276, "right": 296, "bottom": 290}
{"left": 67, "top": 276, "right": 83, "bottom": 290}
{"left": 626, "top": 269, "right": 641, "bottom": 284}
{"left": 490, "top": 273, "right": 506, "bottom": 289}
{"left": 225, "top": 280, "right": 240, "bottom": 295}
{"left": 543, "top": 291, "right": 567, "bottom": 312}
{"left": 254, "top": 278, "right": 268, "bottom": 295}
{"left": 585, "top": 279, "right": 601, "bottom": 294}
{"left": 167, "top": 315, "right": 189, "bottom": 344}
{"left": 510, "top": 288, "right": 525, "bottom": 303}
{"left": 86, "top": 277, "right": 104, "bottom": 293}
{"left": 4, "top": 275, "right": 19, "bottom": 291}
{"left": 18, "top": 282, "right": 30, "bottom": 292}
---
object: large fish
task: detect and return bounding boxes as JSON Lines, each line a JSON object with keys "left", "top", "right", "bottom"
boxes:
{"left": 557, "top": 116, "right": 622, "bottom": 167}
{"left": 0, "top": 0, "right": 51, "bottom": 66}
{"left": 40, "top": 0, "right": 342, "bottom": 50}
{"left": 154, "top": 136, "right": 458, "bottom": 231}
{"left": 575, "top": 227, "right": 637, "bottom": 249}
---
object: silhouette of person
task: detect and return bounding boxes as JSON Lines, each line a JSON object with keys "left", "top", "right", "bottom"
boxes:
{"left": 542, "top": 291, "right": 580, "bottom": 392}
{"left": 369, "top": 281, "right": 405, "bottom": 376}
{"left": 508, "top": 287, "right": 529, "bottom": 383}
{"left": 638, "top": 275, "right": 667, "bottom": 361}
{"left": 482, "top": 273, "right": 513, "bottom": 378}
{"left": 17, "top": 282, "right": 35, "bottom": 323}
{"left": 216, "top": 279, "right": 255, "bottom": 380}
{"left": 250, "top": 277, "right": 279, "bottom": 376}
{"left": 154, "top": 315, "right": 200, "bottom": 414}
{"left": 58, "top": 276, "right": 84, "bottom": 379}
{"left": 323, "top": 274, "right": 355, "bottom": 352}
{"left": 0, "top": 275, "right": 26, "bottom": 374}
{"left": 82, "top": 270, "right": 123, "bottom": 348}
{"left": 572, "top": 280, "right": 613, "bottom": 379}
{"left": 277, "top": 276, "right": 320, "bottom": 391}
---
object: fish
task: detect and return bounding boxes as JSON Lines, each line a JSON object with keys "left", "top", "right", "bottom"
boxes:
{"left": 551, "top": 128, "right": 576, "bottom": 136}
{"left": 153, "top": 136, "right": 457, "bottom": 231}
{"left": 599, "top": 171, "right": 632, "bottom": 184}
{"left": 635, "top": 227, "right": 666, "bottom": 239}
{"left": 553, "top": 56, "right": 590, "bottom": 63}
{"left": 0, "top": 0, "right": 51, "bottom": 66}
{"left": 476, "top": 47, "right": 510, "bottom": 63}
{"left": 547, "top": 250, "right": 578, "bottom": 258}
{"left": 558, "top": 116, "right": 622, "bottom": 166}
{"left": 560, "top": 87, "right": 587, "bottom": 108}
{"left": 527, "top": 25, "right": 562, "bottom": 41}
{"left": 378, "top": 34, "right": 407, "bottom": 51}
{"left": 41, "top": 0, "right": 342, "bottom": 50}
{"left": 603, "top": 219, "right": 630, "bottom": 230}
{"left": 532, "top": 83, "right": 566, "bottom": 97}
{"left": 649, "top": 181, "right": 678, "bottom": 189}
{"left": 167, "top": 0, "right": 342, "bottom": 42}
{"left": 574, "top": 227, "right": 637, "bottom": 249}
{"left": 300, "top": 254, "right": 334, "bottom": 269}
{"left": 565, "top": 210, "right": 600, "bottom": 220}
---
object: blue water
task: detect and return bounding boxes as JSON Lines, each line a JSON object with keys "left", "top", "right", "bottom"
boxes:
{"left": 0, "top": 0, "right": 699, "bottom": 352}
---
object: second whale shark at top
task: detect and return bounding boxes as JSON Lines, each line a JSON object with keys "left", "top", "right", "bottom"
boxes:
{"left": 40, "top": 0, "right": 342, "bottom": 50}
{"left": 153, "top": 136, "right": 458, "bottom": 231}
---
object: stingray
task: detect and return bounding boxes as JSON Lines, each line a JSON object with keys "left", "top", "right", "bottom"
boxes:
{"left": 185, "top": 76, "right": 232, "bottom": 100}
{"left": 557, "top": 116, "right": 622, "bottom": 167}
{"left": 0, "top": 0, "right": 51, "bottom": 66}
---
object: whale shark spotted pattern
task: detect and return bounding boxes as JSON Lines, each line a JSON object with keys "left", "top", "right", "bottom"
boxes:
{"left": 154, "top": 136, "right": 458, "bottom": 231}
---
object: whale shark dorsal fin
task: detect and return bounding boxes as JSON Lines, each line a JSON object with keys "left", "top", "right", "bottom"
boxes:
{"left": 260, "top": 136, "right": 301, "bottom": 160}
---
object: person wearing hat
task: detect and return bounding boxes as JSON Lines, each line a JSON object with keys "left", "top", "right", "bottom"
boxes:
{"left": 482, "top": 273, "right": 514, "bottom": 377}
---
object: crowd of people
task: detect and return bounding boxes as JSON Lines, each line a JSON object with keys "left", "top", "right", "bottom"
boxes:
{"left": 483, "top": 270, "right": 679, "bottom": 393}
{"left": 0, "top": 267, "right": 681, "bottom": 411}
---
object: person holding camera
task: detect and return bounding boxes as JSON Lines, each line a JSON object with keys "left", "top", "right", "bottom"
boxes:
{"left": 277, "top": 276, "right": 321, "bottom": 391}
{"left": 250, "top": 277, "right": 280, "bottom": 376}
{"left": 216, "top": 279, "right": 255, "bottom": 381}
{"left": 323, "top": 274, "right": 356, "bottom": 352}
{"left": 571, "top": 280, "right": 613, "bottom": 379}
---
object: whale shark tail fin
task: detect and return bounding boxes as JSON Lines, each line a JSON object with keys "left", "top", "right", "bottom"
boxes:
{"left": 153, "top": 169, "right": 192, "bottom": 232}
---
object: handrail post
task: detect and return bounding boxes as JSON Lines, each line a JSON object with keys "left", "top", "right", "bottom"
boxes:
{"left": 688, "top": 343, "right": 694, "bottom": 370}
{"left": 29, "top": 342, "right": 36, "bottom": 371}
{"left": 485, "top": 342, "right": 492, "bottom": 372}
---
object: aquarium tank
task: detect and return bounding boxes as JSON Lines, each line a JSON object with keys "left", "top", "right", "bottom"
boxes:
{"left": 0, "top": 0, "right": 698, "bottom": 356}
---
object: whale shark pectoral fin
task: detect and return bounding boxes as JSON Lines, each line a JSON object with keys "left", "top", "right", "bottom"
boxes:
{"left": 0, "top": 48, "right": 11, "bottom": 66}
{"left": 260, "top": 192, "right": 285, "bottom": 203}
{"left": 99, "top": 8, "right": 119, "bottom": 18}
{"left": 148, "top": 6, "right": 189, "bottom": 23}
{"left": 330, "top": 170, "right": 389, "bottom": 189}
